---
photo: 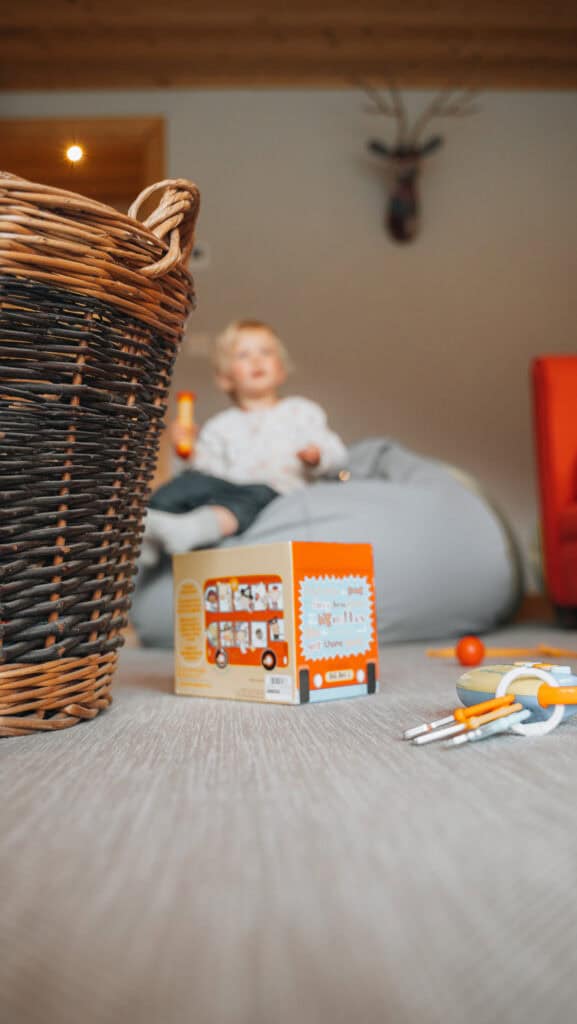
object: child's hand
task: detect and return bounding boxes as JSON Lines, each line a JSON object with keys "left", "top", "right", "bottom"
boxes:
{"left": 171, "top": 421, "right": 197, "bottom": 459}
{"left": 298, "top": 445, "right": 321, "bottom": 467}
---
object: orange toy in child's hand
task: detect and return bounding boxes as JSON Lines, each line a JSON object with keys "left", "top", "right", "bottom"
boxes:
{"left": 173, "top": 391, "right": 196, "bottom": 460}
{"left": 455, "top": 635, "right": 486, "bottom": 667}
{"left": 173, "top": 423, "right": 196, "bottom": 459}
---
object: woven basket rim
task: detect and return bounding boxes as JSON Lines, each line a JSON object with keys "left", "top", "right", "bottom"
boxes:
{"left": 0, "top": 171, "right": 198, "bottom": 245}
{"left": 0, "top": 171, "right": 200, "bottom": 279}
{"left": 0, "top": 172, "right": 200, "bottom": 334}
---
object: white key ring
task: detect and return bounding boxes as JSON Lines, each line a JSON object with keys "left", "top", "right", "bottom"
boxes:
{"left": 495, "top": 666, "right": 565, "bottom": 736}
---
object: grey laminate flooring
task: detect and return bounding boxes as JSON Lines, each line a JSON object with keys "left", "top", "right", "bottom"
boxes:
{"left": 2, "top": 624, "right": 577, "bottom": 1024}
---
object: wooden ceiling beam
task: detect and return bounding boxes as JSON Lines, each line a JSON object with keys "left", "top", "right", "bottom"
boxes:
{"left": 4, "top": 1, "right": 577, "bottom": 31}
{"left": 1, "top": 4, "right": 576, "bottom": 90}
{"left": 3, "top": 25, "right": 576, "bottom": 59}
{"left": 2, "top": 61, "right": 576, "bottom": 91}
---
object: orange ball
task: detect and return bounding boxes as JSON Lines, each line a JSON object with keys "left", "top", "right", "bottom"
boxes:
{"left": 456, "top": 635, "right": 485, "bottom": 667}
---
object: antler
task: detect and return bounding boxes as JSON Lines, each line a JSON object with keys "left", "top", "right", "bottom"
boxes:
{"left": 410, "top": 88, "right": 481, "bottom": 143}
{"left": 361, "top": 83, "right": 409, "bottom": 147}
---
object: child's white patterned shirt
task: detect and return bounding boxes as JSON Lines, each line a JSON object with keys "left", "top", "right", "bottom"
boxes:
{"left": 190, "top": 397, "right": 347, "bottom": 494}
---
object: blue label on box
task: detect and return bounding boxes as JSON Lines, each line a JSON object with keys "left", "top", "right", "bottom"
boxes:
{"left": 299, "top": 575, "right": 374, "bottom": 661}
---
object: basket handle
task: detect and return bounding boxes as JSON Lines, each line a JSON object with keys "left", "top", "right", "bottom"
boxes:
{"left": 128, "top": 178, "right": 201, "bottom": 279}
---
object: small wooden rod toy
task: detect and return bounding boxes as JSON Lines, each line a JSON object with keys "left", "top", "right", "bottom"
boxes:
{"left": 445, "top": 709, "right": 531, "bottom": 747}
{"left": 403, "top": 694, "right": 515, "bottom": 740}
{"left": 426, "top": 643, "right": 577, "bottom": 660}
{"left": 412, "top": 703, "right": 524, "bottom": 746}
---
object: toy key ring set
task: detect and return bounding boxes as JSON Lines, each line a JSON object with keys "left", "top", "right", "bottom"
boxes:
{"left": 404, "top": 646, "right": 577, "bottom": 748}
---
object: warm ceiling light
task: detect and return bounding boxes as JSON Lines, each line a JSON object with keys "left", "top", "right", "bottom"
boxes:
{"left": 66, "top": 144, "right": 84, "bottom": 163}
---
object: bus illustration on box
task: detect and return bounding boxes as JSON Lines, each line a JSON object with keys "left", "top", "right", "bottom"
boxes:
{"left": 204, "top": 574, "right": 290, "bottom": 672}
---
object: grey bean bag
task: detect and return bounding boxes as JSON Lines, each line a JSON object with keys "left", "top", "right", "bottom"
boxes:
{"left": 131, "top": 439, "right": 522, "bottom": 648}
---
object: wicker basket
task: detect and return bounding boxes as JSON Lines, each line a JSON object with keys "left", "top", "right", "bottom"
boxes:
{"left": 0, "top": 173, "right": 201, "bottom": 736}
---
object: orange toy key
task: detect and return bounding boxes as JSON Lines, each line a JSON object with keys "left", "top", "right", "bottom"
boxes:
{"left": 412, "top": 702, "right": 523, "bottom": 746}
{"left": 403, "top": 693, "right": 515, "bottom": 740}
{"left": 537, "top": 683, "right": 577, "bottom": 708}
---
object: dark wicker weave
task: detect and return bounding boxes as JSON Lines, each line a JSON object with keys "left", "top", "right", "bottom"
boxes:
{"left": 0, "top": 174, "right": 200, "bottom": 736}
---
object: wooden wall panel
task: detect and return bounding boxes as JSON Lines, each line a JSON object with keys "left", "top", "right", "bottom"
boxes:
{"left": 0, "top": 117, "right": 165, "bottom": 210}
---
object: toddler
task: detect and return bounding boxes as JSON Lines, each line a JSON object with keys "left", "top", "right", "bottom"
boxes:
{"left": 142, "top": 319, "right": 347, "bottom": 564}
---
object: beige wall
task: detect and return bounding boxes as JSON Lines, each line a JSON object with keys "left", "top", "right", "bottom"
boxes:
{"left": 2, "top": 87, "right": 577, "bottom": 584}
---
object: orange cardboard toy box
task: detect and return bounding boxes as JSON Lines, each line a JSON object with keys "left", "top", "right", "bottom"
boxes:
{"left": 173, "top": 541, "right": 379, "bottom": 704}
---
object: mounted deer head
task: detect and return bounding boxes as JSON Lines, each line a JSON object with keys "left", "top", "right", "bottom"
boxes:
{"left": 363, "top": 86, "right": 480, "bottom": 243}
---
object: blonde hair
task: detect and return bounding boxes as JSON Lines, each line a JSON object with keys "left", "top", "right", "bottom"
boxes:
{"left": 212, "top": 319, "right": 293, "bottom": 377}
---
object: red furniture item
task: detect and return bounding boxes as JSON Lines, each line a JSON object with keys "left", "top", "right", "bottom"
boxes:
{"left": 532, "top": 356, "right": 577, "bottom": 623}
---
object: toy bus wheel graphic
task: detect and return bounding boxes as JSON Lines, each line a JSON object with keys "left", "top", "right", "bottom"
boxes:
{"left": 261, "top": 649, "right": 277, "bottom": 671}
{"left": 215, "top": 648, "right": 228, "bottom": 670}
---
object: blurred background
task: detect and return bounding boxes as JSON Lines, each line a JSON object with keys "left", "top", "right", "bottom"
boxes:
{"left": 2, "top": 1, "right": 577, "bottom": 590}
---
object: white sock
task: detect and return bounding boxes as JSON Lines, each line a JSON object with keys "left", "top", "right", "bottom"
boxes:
{"left": 143, "top": 506, "right": 224, "bottom": 558}
{"left": 139, "top": 532, "right": 163, "bottom": 569}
